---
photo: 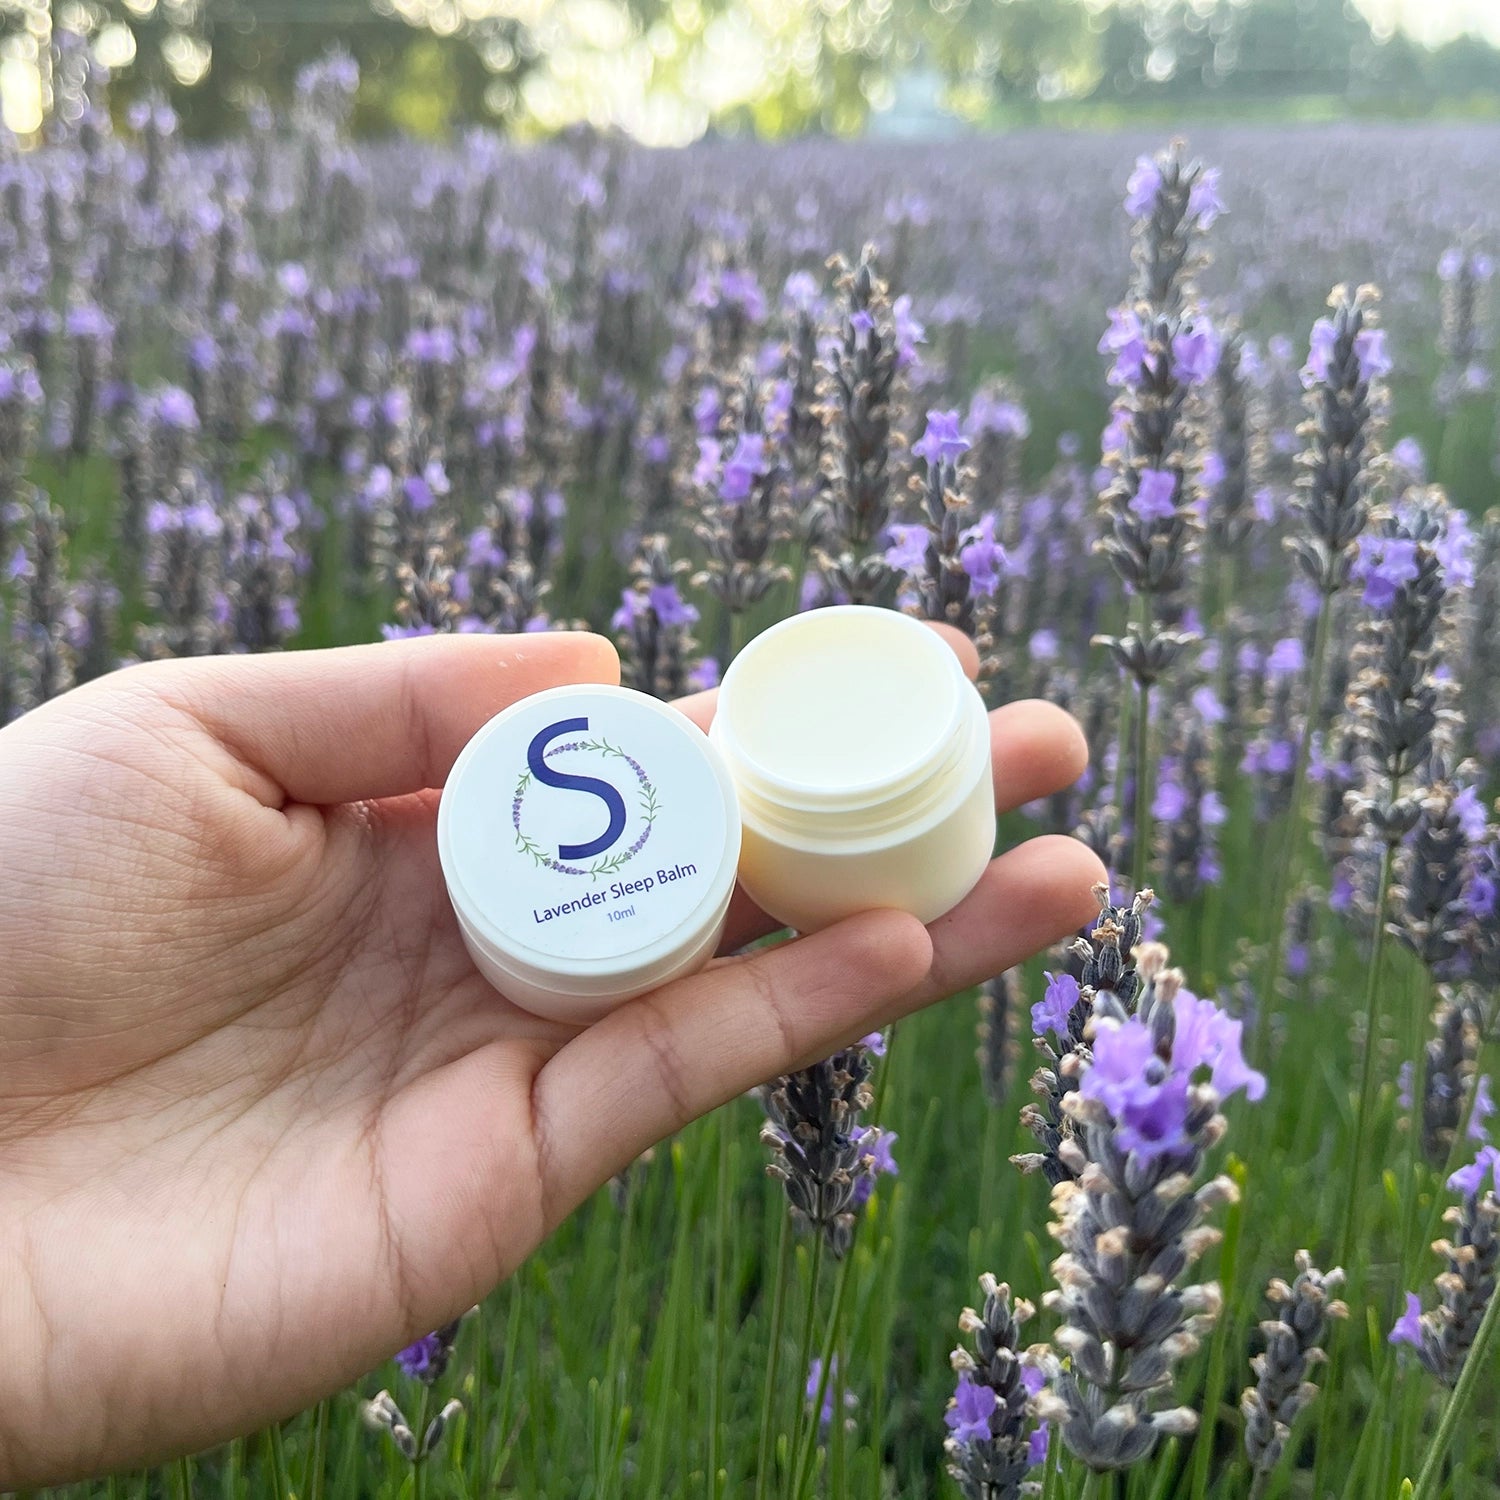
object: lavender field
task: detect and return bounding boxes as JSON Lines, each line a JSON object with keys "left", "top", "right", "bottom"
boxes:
{"left": 4, "top": 38, "right": 1500, "bottom": 1500}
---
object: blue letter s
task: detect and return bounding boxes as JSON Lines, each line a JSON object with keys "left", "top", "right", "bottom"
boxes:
{"left": 527, "top": 717, "right": 628, "bottom": 861}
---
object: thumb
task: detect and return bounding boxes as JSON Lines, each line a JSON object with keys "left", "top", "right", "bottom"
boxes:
{"left": 99, "top": 631, "right": 621, "bottom": 807}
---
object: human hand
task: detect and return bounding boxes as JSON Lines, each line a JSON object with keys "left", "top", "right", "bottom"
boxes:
{"left": 0, "top": 629, "right": 1103, "bottom": 1484}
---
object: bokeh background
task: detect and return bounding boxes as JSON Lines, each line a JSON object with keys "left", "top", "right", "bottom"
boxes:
{"left": 4, "top": 0, "right": 1500, "bottom": 145}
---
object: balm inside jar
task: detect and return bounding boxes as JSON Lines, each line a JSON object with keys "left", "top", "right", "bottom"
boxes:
{"left": 710, "top": 605, "right": 995, "bottom": 932}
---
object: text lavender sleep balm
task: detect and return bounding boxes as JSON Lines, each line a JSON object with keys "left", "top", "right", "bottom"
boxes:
{"left": 438, "top": 684, "right": 742, "bottom": 1023}
{"left": 710, "top": 605, "right": 995, "bottom": 932}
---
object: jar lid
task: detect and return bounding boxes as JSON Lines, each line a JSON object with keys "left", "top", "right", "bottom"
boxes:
{"left": 438, "top": 684, "right": 741, "bottom": 1005}
{"left": 712, "top": 605, "right": 974, "bottom": 816}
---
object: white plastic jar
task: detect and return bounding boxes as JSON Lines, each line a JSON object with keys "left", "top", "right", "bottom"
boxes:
{"left": 438, "top": 683, "right": 742, "bottom": 1023}
{"left": 710, "top": 605, "right": 995, "bottom": 932}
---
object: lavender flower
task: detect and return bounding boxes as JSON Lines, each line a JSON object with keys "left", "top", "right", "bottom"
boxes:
{"left": 1037, "top": 957, "right": 1259, "bottom": 1473}
{"left": 761, "top": 1037, "right": 884, "bottom": 1258}
{"left": 944, "top": 1276, "right": 1051, "bottom": 1500}
{"left": 1390, "top": 1148, "right": 1499, "bottom": 1386}
{"left": 1240, "top": 1252, "right": 1347, "bottom": 1480}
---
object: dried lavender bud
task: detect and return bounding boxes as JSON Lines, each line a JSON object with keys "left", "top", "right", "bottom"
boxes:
{"left": 1436, "top": 247, "right": 1492, "bottom": 412}
{"left": 1391, "top": 1150, "right": 1500, "bottom": 1386}
{"left": 944, "top": 1276, "right": 1050, "bottom": 1500}
{"left": 1344, "top": 494, "right": 1460, "bottom": 845}
{"left": 1394, "top": 766, "right": 1480, "bottom": 975}
{"left": 1153, "top": 709, "right": 1225, "bottom": 905}
{"left": 1123, "top": 141, "right": 1222, "bottom": 315}
{"left": 977, "top": 971, "right": 1020, "bottom": 1108}
{"left": 760, "top": 1039, "right": 881, "bottom": 1259}
{"left": 890, "top": 409, "right": 999, "bottom": 643}
{"left": 1286, "top": 285, "right": 1386, "bottom": 598}
{"left": 965, "top": 381, "right": 1028, "bottom": 514}
{"left": 69, "top": 566, "right": 120, "bottom": 684}
{"left": 1205, "top": 331, "right": 1260, "bottom": 565}
{"left": 693, "top": 377, "right": 792, "bottom": 622}
{"left": 615, "top": 535, "right": 700, "bottom": 701}
{"left": 1014, "top": 886, "right": 1154, "bottom": 1185}
{"left": 819, "top": 248, "right": 900, "bottom": 601}
{"left": 11, "top": 487, "right": 75, "bottom": 710}
{"left": 1241, "top": 1251, "right": 1347, "bottom": 1478}
{"left": 1420, "top": 992, "right": 1481, "bottom": 1169}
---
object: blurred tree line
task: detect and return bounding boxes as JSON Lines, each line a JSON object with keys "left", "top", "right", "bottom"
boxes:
{"left": 3, "top": 0, "right": 1499, "bottom": 138}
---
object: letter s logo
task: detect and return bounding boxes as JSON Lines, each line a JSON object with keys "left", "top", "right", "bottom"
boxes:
{"left": 527, "top": 717, "right": 628, "bottom": 861}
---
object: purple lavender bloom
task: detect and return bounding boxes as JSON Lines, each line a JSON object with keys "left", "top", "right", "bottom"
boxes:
{"left": 1454, "top": 786, "right": 1489, "bottom": 843}
{"left": 893, "top": 294, "right": 925, "bottom": 369}
{"left": 65, "top": 304, "right": 113, "bottom": 341}
{"left": 783, "top": 269, "right": 820, "bottom": 312}
{"left": 860, "top": 1031, "right": 888, "bottom": 1058}
{"left": 912, "top": 409, "right": 970, "bottom": 467}
{"left": 884, "top": 523, "right": 931, "bottom": 575}
{"left": 967, "top": 390, "right": 1029, "bottom": 439}
{"left": 958, "top": 513, "right": 1005, "bottom": 597}
{"left": 1153, "top": 775, "right": 1189, "bottom": 822}
{"left": 1030, "top": 628, "right": 1060, "bottom": 661}
{"left": 1447, "top": 1145, "right": 1500, "bottom": 1196}
{"left": 688, "top": 656, "right": 719, "bottom": 691}
{"left": 693, "top": 387, "right": 720, "bottom": 437}
{"left": 1171, "top": 989, "right": 1267, "bottom": 1102}
{"left": 851, "top": 1126, "right": 899, "bottom": 1209}
{"left": 1172, "top": 323, "right": 1220, "bottom": 385}
{"left": 649, "top": 582, "right": 698, "bottom": 627}
{"left": 1434, "top": 509, "right": 1477, "bottom": 589}
{"left": 1192, "top": 685, "right": 1227, "bottom": 724}
{"left": 693, "top": 438, "right": 719, "bottom": 488}
{"left": 1124, "top": 155, "right": 1164, "bottom": 216}
{"left": 720, "top": 432, "right": 767, "bottom": 504}
{"left": 1469, "top": 1077, "right": 1495, "bottom": 1143}
{"left": 1398, "top": 1061, "right": 1415, "bottom": 1111}
{"left": 1354, "top": 328, "right": 1392, "bottom": 383}
{"left": 1303, "top": 319, "right": 1340, "bottom": 387}
{"left": 1131, "top": 468, "right": 1178, "bottom": 522}
{"left": 1266, "top": 637, "right": 1305, "bottom": 676}
{"left": 1391, "top": 436, "right": 1427, "bottom": 479}
{"left": 1188, "top": 168, "right": 1224, "bottom": 228}
{"left": 611, "top": 589, "right": 644, "bottom": 632}
{"left": 1389, "top": 1292, "right": 1425, "bottom": 1349}
{"left": 1032, "top": 971, "right": 1079, "bottom": 1038}
{"left": 1100, "top": 308, "right": 1148, "bottom": 387}
{"left": 805, "top": 1358, "right": 854, "bottom": 1431}
{"left": 1355, "top": 536, "right": 1420, "bottom": 611}
{"left": 395, "top": 1334, "right": 443, "bottom": 1379}
{"left": 944, "top": 1373, "right": 997, "bottom": 1444}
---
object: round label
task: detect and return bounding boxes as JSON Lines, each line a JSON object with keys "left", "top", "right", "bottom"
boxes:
{"left": 441, "top": 687, "right": 737, "bottom": 967}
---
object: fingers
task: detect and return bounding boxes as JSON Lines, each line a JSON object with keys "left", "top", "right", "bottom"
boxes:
{"left": 117, "top": 631, "right": 620, "bottom": 807}
{"left": 530, "top": 909, "right": 933, "bottom": 1228}
{"left": 530, "top": 832, "right": 1105, "bottom": 1225}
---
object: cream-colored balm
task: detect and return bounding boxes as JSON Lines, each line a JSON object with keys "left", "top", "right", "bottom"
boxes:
{"left": 711, "top": 605, "right": 995, "bottom": 932}
{"left": 438, "top": 684, "right": 742, "bottom": 1024}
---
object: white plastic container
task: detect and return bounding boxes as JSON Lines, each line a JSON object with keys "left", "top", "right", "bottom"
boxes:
{"left": 710, "top": 605, "right": 995, "bottom": 932}
{"left": 438, "top": 683, "right": 742, "bottom": 1023}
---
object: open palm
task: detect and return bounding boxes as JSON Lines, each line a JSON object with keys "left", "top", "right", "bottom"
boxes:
{"left": 0, "top": 630, "right": 1103, "bottom": 1485}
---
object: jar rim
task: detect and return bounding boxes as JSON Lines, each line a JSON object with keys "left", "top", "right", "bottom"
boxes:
{"left": 712, "top": 605, "right": 972, "bottom": 810}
